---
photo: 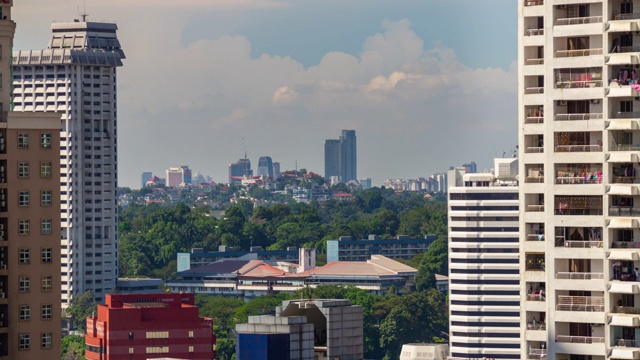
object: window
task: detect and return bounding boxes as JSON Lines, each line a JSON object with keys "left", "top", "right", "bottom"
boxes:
{"left": 129, "top": 348, "right": 134, "bottom": 354}
{"left": 40, "top": 133, "right": 52, "bottom": 149}
{"left": 146, "top": 331, "right": 169, "bottom": 339}
{"left": 19, "top": 305, "right": 30, "bottom": 321}
{"left": 18, "top": 133, "right": 28, "bottom": 148}
{"left": 41, "top": 305, "right": 52, "bottom": 320}
{"left": 189, "top": 331, "right": 194, "bottom": 338}
{"left": 19, "top": 248, "right": 29, "bottom": 264}
{"left": 18, "top": 162, "right": 29, "bottom": 178}
{"left": 146, "top": 347, "right": 169, "bottom": 354}
{"left": 189, "top": 346, "right": 194, "bottom": 353}
{"left": 41, "top": 219, "right": 52, "bottom": 235}
{"left": 19, "top": 220, "right": 29, "bottom": 235}
{"left": 41, "top": 333, "right": 52, "bottom": 349}
{"left": 41, "top": 191, "right": 52, "bottom": 206}
{"left": 19, "top": 276, "right": 29, "bottom": 292}
{"left": 19, "top": 334, "right": 30, "bottom": 350}
{"left": 41, "top": 248, "right": 52, "bottom": 263}
{"left": 40, "top": 162, "right": 52, "bottom": 178}
{"left": 41, "top": 276, "right": 52, "bottom": 291}
{"left": 18, "top": 191, "right": 29, "bottom": 206}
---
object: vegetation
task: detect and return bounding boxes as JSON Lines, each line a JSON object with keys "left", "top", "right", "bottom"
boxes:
{"left": 65, "top": 290, "right": 97, "bottom": 333}
{"left": 61, "top": 335, "right": 86, "bottom": 360}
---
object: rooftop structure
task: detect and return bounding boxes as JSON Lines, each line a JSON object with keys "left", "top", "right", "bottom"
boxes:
{"left": 13, "top": 19, "right": 125, "bottom": 305}
{"left": 176, "top": 246, "right": 302, "bottom": 272}
{"left": 115, "top": 278, "right": 163, "bottom": 294}
{"left": 399, "top": 343, "right": 449, "bottom": 360}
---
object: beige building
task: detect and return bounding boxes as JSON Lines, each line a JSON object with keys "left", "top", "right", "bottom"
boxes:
{"left": 0, "top": 1, "right": 62, "bottom": 357}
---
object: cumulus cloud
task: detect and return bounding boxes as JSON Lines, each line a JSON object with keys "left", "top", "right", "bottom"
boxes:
{"left": 13, "top": 3, "right": 517, "bottom": 186}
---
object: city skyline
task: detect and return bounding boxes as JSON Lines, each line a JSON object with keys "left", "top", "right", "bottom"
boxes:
{"left": 13, "top": 0, "right": 518, "bottom": 188}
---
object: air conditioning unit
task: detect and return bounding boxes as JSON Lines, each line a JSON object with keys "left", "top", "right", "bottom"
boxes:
{"left": 557, "top": 100, "right": 567, "bottom": 106}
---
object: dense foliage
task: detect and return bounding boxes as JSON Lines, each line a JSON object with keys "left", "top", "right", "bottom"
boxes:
{"left": 118, "top": 188, "right": 447, "bottom": 279}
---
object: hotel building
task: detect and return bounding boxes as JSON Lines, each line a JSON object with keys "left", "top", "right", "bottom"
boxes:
{"left": 13, "top": 20, "right": 125, "bottom": 305}
{"left": 447, "top": 158, "right": 520, "bottom": 359}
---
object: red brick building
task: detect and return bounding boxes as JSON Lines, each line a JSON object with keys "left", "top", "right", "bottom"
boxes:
{"left": 85, "top": 293, "right": 215, "bottom": 360}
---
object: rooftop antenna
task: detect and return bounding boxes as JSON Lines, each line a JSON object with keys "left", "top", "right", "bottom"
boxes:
{"left": 242, "top": 137, "right": 248, "bottom": 177}
{"left": 80, "top": 0, "right": 88, "bottom": 22}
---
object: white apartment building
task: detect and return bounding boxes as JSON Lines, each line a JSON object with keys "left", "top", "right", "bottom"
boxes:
{"left": 12, "top": 21, "right": 125, "bottom": 305}
{"left": 447, "top": 158, "right": 521, "bottom": 360}
{"left": 518, "top": 1, "right": 640, "bottom": 359}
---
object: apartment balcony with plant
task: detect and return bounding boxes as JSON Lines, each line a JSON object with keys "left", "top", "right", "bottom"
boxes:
{"left": 554, "top": 131, "right": 603, "bottom": 153}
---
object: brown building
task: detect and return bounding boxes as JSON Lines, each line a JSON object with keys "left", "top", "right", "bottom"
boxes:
{"left": 0, "top": 1, "right": 63, "bottom": 358}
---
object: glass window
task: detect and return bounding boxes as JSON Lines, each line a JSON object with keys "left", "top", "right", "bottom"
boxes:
{"left": 18, "top": 162, "right": 28, "bottom": 178}
{"left": 19, "top": 334, "right": 30, "bottom": 350}
{"left": 41, "top": 219, "right": 52, "bottom": 235}
{"left": 19, "top": 248, "right": 29, "bottom": 264}
{"left": 18, "top": 133, "right": 28, "bottom": 149}
{"left": 19, "top": 220, "right": 29, "bottom": 235}
{"left": 41, "top": 276, "right": 52, "bottom": 291}
{"left": 19, "top": 305, "right": 30, "bottom": 321}
{"left": 41, "top": 248, "right": 52, "bottom": 263}
{"left": 40, "top": 162, "right": 52, "bottom": 178}
{"left": 40, "top": 133, "right": 51, "bottom": 149}
{"left": 18, "top": 191, "right": 29, "bottom": 206}
{"left": 41, "top": 333, "right": 52, "bottom": 349}
{"left": 19, "top": 276, "right": 29, "bottom": 292}
{"left": 41, "top": 191, "right": 52, "bottom": 206}
{"left": 41, "top": 305, "right": 52, "bottom": 320}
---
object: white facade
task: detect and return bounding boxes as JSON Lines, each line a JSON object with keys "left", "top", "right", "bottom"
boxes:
{"left": 12, "top": 21, "right": 125, "bottom": 305}
{"left": 448, "top": 158, "right": 520, "bottom": 359}
{"left": 517, "top": 1, "right": 640, "bottom": 359}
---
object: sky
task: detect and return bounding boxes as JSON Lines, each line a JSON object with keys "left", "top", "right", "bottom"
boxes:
{"left": 13, "top": 0, "right": 518, "bottom": 188}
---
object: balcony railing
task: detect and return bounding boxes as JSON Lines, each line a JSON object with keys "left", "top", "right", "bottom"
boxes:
{"left": 556, "top": 80, "right": 602, "bottom": 89}
{"left": 610, "top": 207, "right": 640, "bottom": 217}
{"left": 525, "top": 28, "right": 544, "bottom": 36}
{"left": 611, "top": 111, "right": 640, "bottom": 119}
{"left": 525, "top": 87, "right": 545, "bottom": 94}
{"left": 529, "top": 348, "right": 547, "bottom": 358}
{"left": 525, "top": 58, "right": 544, "bottom": 65}
{"left": 555, "top": 48, "right": 603, "bottom": 57}
{"left": 525, "top": 116, "right": 544, "bottom": 124}
{"left": 613, "top": 306, "right": 640, "bottom": 315}
{"left": 615, "top": 339, "right": 640, "bottom": 347}
{"left": 554, "top": 208, "right": 603, "bottom": 215}
{"left": 555, "top": 16, "right": 603, "bottom": 26}
{"left": 526, "top": 204, "right": 545, "bottom": 212}
{"left": 619, "top": 45, "right": 640, "bottom": 53}
{"left": 555, "top": 237, "right": 603, "bottom": 248}
{"left": 555, "top": 176, "right": 601, "bottom": 185}
{"left": 556, "top": 335, "right": 605, "bottom": 344}
{"left": 526, "top": 175, "right": 544, "bottom": 183}
{"left": 557, "top": 295, "right": 605, "bottom": 312}
{"left": 554, "top": 144, "right": 602, "bottom": 152}
{"left": 527, "top": 234, "right": 545, "bottom": 241}
{"left": 611, "top": 241, "right": 640, "bottom": 249}
{"left": 555, "top": 272, "right": 604, "bottom": 280}
{"left": 525, "top": 0, "right": 543, "bottom": 6}
{"left": 610, "top": 144, "right": 640, "bottom": 152}
{"left": 527, "top": 323, "right": 547, "bottom": 331}
{"left": 525, "top": 146, "right": 544, "bottom": 153}
{"left": 612, "top": 175, "right": 639, "bottom": 184}
{"left": 527, "top": 293, "right": 546, "bottom": 301}
{"left": 554, "top": 113, "right": 602, "bottom": 121}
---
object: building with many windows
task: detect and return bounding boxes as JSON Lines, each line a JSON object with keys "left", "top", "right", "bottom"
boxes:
{"left": 516, "top": 1, "right": 638, "bottom": 359}
{"left": 324, "top": 130, "right": 357, "bottom": 182}
{"left": 13, "top": 20, "right": 125, "bottom": 306}
{"left": 448, "top": 158, "right": 520, "bottom": 359}
{"left": 84, "top": 293, "right": 215, "bottom": 360}
{"left": 165, "top": 166, "right": 191, "bottom": 187}
{"left": 326, "top": 234, "right": 437, "bottom": 262}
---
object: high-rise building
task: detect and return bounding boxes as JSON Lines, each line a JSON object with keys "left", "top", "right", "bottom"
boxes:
{"left": 228, "top": 158, "right": 252, "bottom": 184}
{"left": 85, "top": 293, "right": 215, "bottom": 360}
{"left": 13, "top": 20, "right": 125, "bottom": 305}
{"left": 140, "top": 172, "right": 152, "bottom": 189}
{"left": 517, "top": 2, "right": 630, "bottom": 359}
{"left": 257, "top": 156, "right": 274, "bottom": 178}
{"left": 272, "top": 161, "right": 281, "bottom": 180}
{"left": 462, "top": 161, "right": 477, "bottom": 174}
{"left": 324, "top": 130, "right": 357, "bottom": 182}
{"left": 165, "top": 166, "right": 191, "bottom": 187}
{"left": 447, "top": 158, "right": 520, "bottom": 360}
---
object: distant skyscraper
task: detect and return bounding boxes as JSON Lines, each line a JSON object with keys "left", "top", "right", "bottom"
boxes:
{"left": 462, "top": 161, "right": 477, "bottom": 174}
{"left": 228, "top": 158, "right": 252, "bottom": 184}
{"left": 360, "top": 178, "right": 372, "bottom": 189}
{"left": 324, "top": 130, "right": 357, "bottom": 182}
{"left": 181, "top": 165, "right": 192, "bottom": 184}
{"left": 257, "top": 156, "right": 274, "bottom": 178}
{"left": 141, "top": 172, "right": 152, "bottom": 188}
{"left": 14, "top": 19, "right": 125, "bottom": 306}
{"left": 166, "top": 166, "right": 191, "bottom": 187}
{"left": 272, "top": 162, "right": 281, "bottom": 180}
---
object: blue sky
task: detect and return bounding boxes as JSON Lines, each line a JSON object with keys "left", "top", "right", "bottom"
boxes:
{"left": 15, "top": 0, "right": 518, "bottom": 187}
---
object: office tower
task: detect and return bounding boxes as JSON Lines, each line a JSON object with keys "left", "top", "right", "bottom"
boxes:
{"left": 257, "top": 156, "right": 274, "bottom": 178}
{"left": 13, "top": 20, "right": 125, "bottom": 306}
{"left": 140, "top": 172, "right": 152, "bottom": 189}
{"left": 324, "top": 130, "right": 357, "bottom": 182}
{"left": 448, "top": 158, "right": 520, "bottom": 360}
{"left": 228, "top": 158, "right": 252, "bottom": 184}
{"left": 359, "top": 178, "right": 372, "bottom": 189}
{"left": 166, "top": 166, "right": 191, "bottom": 187}
{"left": 462, "top": 161, "right": 477, "bottom": 174}
{"left": 272, "top": 161, "right": 281, "bottom": 180}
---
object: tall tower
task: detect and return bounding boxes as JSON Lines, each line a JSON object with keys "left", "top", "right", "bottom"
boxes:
{"left": 324, "top": 139, "right": 340, "bottom": 180}
{"left": 13, "top": 20, "right": 125, "bottom": 306}
{"left": 340, "top": 130, "right": 357, "bottom": 182}
{"left": 448, "top": 158, "right": 520, "bottom": 360}
{"left": 257, "top": 156, "right": 274, "bottom": 178}
{"left": 516, "top": 1, "right": 633, "bottom": 359}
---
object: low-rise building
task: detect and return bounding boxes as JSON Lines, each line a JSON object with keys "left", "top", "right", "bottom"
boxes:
{"left": 399, "top": 343, "right": 449, "bottom": 360}
{"left": 116, "top": 278, "right": 163, "bottom": 294}
{"left": 177, "top": 246, "right": 302, "bottom": 272}
{"left": 84, "top": 293, "right": 215, "bottom": 360}
{"left": 326, "top": 234, "right": 437, "bottom": 262}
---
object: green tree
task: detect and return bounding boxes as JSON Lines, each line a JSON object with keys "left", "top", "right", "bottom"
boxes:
{"left": 415, "top": 237, "right": 448, "bottom": 292}
{"left": 61, "top": 335, "right": 86, "bottom": 360}
{"left": 65, "top": 291, "right": 97, "bottom": 333}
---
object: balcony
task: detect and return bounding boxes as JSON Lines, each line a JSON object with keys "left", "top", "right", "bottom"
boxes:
{"left": 527, "top": 293, "right": 546, "bottom": 302}
{"left": 554, "top": 113, "right": 602, "bottom": 121}
{"left": 555, "top": 272, "right": 604, "bottom": 280}
{"left": 525, "top": 58, "right": 544, "bottom": 66}
{"left": 610, "top": 207, "right": 640, "bottom": 217}
{"left": 555, "top": 335, "right": 604, "bottom": 344}
{"left": 525, "top": 0, "right": 543, "bottom": 6}
{"left": 611, "top": 241, "right": 640, "bottom": 249}
{"left": 526, "top": 204, "right": 544, "bottom": 212}
{"left": 607, "top": 84, "right": 640, "bottom": 97}
{"left": 610, "top": 307, "right": 640, "bottom": 327}
{"left": 525, "top": 87, "right": 544, "bottom": 94}
{"left": 555, "top": 16, "right": 603, "bottom": 26}
{"left": 525, "top": 146, "right": 544, "bottom": 153}
{"left": 525, "top": 28, "right": 544, "bottom": 36}
{"left": 526, "top": 167, "right": 544, "bottom": 183}
{"left": 556, "top": 295, "right": 604, "bottom": 312}
{"left": 554, "top": 48, "right": 603, "bottom": 58}
{"left": 610, "top": 341, "right": 640, "bottom": 360}
{"left": 555, "top": 237, "right": 603, "bottom": 248}
{"left": 556, "top": 79, "right": 602, "bottom": 89}
{"left": 526, "top": 253, "right": 545, "bottom": 271}
{"left": 554, "top": 196, "right": 603, "bottom": 216}
{"left": 528, "top": 348, "right": 547, "bottom": 359}
{"left": 525, "top": 115, "right": 544, "bottom": 124}
{"left": 555, "top": 144, "right": 602, "bottom": 152}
